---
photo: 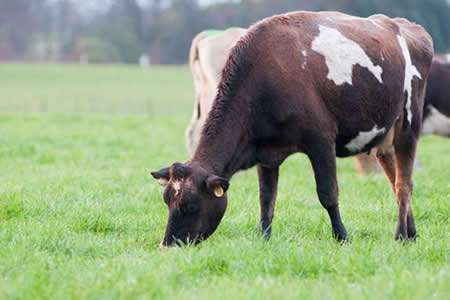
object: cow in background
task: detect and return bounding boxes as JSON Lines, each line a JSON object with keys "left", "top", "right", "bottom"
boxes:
{"left": 355, "top": 54, "right": 449, "bottom": 175}
{"left": 185, "top": 28, "right": 247, "bottom": 157}
{"left": 422, "top": 54, "right": 450, "bottom": 136}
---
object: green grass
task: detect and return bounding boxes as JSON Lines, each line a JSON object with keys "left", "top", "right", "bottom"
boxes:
{"left": 0, "top": 64, "right": 449, "bottom": 299}
{"left": 0, "top": 63, "right": 193, "bottom": 115}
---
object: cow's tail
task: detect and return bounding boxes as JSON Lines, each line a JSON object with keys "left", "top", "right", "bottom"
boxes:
{"left": 189, "top": 32, "right": 206, "bottom": 121}
{"left": 189, "top": 32, "right": 204, "bottom": 73}
{"left": 186, "top": 32, "right": 206, "bottom": 157}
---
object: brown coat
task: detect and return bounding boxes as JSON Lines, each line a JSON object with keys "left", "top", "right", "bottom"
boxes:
{"left": 152, "top": 11, "right": 434, "bottom": 246}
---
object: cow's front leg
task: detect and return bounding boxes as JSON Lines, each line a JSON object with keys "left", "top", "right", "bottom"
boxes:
{"left": 257, "top": 165, "right": 279, "bottom": 240}
{"left": 307, "top": 142, "right": 348, "bottom": 242}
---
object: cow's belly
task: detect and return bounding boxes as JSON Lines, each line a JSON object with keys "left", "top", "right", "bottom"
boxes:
{"left": 325, "top": 78, "right": 403, "bottom": 157}
{"left": 334, "top": 115, "right": 396, "bottom": 157}
{"left": 335, "top": 130, "right": 389, "bottom": 157}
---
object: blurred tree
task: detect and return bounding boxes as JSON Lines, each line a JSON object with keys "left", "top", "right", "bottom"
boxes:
{"left": 73, "top": 36, "right": 122, "bottom": 63}
{"left": 95, "top": 0, "right": 145, "bottom": 63}
{"left": 0, "top": 0, "right": 47, "bottom": 60}
{"left": 0, "top": 0, "right": 448, "bottom": 64}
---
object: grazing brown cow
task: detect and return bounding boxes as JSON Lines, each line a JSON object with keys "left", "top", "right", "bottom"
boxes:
{"left": 186, "top": 28, "right": 247, "bottom": 157}
{"left": 151, "top": 11, "right": 433, "bottom": 247}
{"left": 355, "top": 54, "right": 449, "bottom": 175}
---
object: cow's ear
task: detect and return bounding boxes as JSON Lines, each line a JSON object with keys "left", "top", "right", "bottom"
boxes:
{"left": 206, "top": 175, "right": 229, "bottom": 198}
{"left": 151, "top": 167, "right": 170, "bottom": 187}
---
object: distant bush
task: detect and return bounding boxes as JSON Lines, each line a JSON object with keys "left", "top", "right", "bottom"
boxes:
{"left": 73, "top": 37, "right": 122, "bottom": 63}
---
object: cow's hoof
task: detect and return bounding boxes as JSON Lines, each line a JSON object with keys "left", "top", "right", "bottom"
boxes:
{"left": 259, "top": 227, "right": 272, "bottom": 241}
{"left": 394, "top": 227, "right": 409, "bottom": 242}
{"left": 333, "top": 225, "right": 348, "bottom": 243}
{"left": 334, "top": 233, "right": 349, "bottom": 244}
{"left": 394, "top": 233, "right": 417, "bottom": 244}
{"left": 407, "top": 227, "right": 417, "bottom": 240}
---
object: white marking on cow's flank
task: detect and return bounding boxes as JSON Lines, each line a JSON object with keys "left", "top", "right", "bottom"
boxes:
{"left": 446, "top": 54, "right": 450, "bottom": 62}
{"left": 311, "top": 25, "right": 383, "bottom": 86}
{"left": 397, "top": 34, "right": 422, "bottom": 125}
{"left": 345, "top": 125, "right": 386, "bottom": 152}
{"left": 380, "top": 52, "right": 385, "bottom": 61}
{"left": 301, "top": 50, "right": 307, "bottom": 69}
{"left": 422, "top": 105, "right": 450, "bottom": 137}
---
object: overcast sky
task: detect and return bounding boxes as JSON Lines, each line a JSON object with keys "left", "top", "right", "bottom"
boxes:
{"left": 69, "top": 0, "right": 239, "bottom": 10}
{"left": 58, "top": 0, "right": 449, "bottom": 15}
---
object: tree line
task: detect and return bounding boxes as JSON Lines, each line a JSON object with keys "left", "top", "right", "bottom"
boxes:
{"left": 0, "top": 0, "right": 448, "bottom": 64}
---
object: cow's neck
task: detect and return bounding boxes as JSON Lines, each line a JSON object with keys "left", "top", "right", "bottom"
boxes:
{"left": 192, "top": 92, "right": 254, "bottom": 178}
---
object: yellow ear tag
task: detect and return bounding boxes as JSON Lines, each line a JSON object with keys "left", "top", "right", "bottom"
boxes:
{"left": 214, "top": 186, "right": 224, "bottom": 197}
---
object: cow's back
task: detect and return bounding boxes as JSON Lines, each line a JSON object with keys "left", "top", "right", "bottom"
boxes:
{"left": 243, "top": 11, "right": 433, "bottom": 156}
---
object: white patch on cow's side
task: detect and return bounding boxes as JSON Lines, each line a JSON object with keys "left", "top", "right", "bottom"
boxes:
{"left": 345, "top": 125, "right": 386, "bottom": 152}
{"left": 301, "top": 50, "right": 307, "bottom": 69}
{"left": 446, "top": 54, "right": 450, "bottom": 62}
{"left": 397, "top": 35, "right": 422, "bottom": 125}
{"left": 422, "top": 105, "right": 450, "bottom": 137}
{"left": 172, "top": 180, "right": 182, "bottom": 195}
{"left": 311, "top": 25, "right": 383, "bottom": 86}
{"left": 369, "top": 19, "right": 384, "bottom": 29}
{"left": 380, "top": 52, "right": 385, "bottom": 61}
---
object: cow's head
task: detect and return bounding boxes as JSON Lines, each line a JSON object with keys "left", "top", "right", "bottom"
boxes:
{"left": 151, "top": 162, "right": 229, "bottom": 247}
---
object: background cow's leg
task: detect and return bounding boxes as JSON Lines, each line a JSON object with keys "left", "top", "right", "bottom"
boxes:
{"left": 393, "top": 133, "right": 418, "bottom": 241}
{"left": 257, "top": 165, "right": 279, "bottom": 240}
{"left": 307, "top": 142, "right": 348, "bottom": 242}
{"left": 375, "top": 151, "right": 396, "bottom": 193}
{"left": 354, "top": 153, "right": 381, "bottom": 176}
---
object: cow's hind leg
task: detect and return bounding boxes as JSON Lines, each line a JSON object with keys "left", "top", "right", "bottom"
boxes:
{"left": 257, "top": 165, "right": 279, "bottom": 240}
{"left": 307, "top": 141, "right": 348, "bottom": 242}
{"left": 392, "top": 131, "right": 418, "bottom": 241}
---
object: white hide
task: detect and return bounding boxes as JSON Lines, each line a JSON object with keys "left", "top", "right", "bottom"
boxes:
{"left": 345, "top": 125, "right": 386, "bottom": 152}
{"left": 172, "top": 180, "right": 182, "bottom": 195}
{"left": 446, "top": 54, "right": 450, "bottom": 62}
{"left": 397, "top": 35, "right": 422, "bottom": 125}
{"left": 301, "top": 50, "right": 307, "bottom": 69}
{"left": 422, "top": 105, "right": 450, "bottom": 137}
{"left": 311, "top": 25, "right": 383, "bottom": 86}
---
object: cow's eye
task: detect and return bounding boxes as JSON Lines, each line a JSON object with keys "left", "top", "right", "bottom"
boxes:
{"left": 179, "top": 191, "right": 200, "bottom": 214}
{"left": 182, "top": 200, "right": 199, "bottom": 214}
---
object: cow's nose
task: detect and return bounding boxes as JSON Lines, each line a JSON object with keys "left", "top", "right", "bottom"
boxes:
{"left": 160, "top": 241, "right": 178, "bottom": 250}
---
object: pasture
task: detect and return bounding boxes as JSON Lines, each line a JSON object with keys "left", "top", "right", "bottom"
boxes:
{"left": 0, "top": 63, "right": 448, "bottom": 299}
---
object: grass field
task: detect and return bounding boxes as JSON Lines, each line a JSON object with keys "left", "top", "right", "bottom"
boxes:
{"left": 0, "top": 63, "right": 449, "bottom": 299}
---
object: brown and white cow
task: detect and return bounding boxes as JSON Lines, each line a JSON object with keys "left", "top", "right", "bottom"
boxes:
{"left": 355, "top": 54, "right": 449, "bottom": 175}
{"left": 152, "top": 11, "right": 434, "bottom": 246}
{"left": 186, "top": 28, "right": 247, "bottom": 157}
